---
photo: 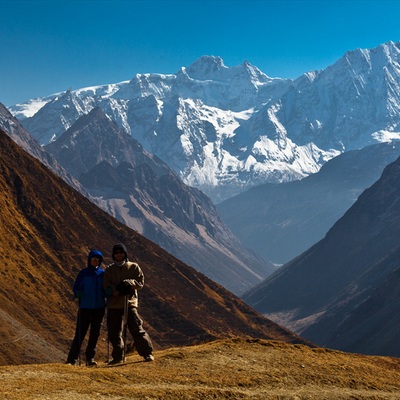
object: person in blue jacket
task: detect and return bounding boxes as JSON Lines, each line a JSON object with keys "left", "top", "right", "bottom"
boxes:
{"left": 66, "top": 250, "right": 106, "bottom": 366}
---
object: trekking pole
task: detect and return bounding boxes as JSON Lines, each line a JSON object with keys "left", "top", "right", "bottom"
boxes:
{"left": 106, "top": 299, "right": 110, "bottom": 364}
{"left": 122, "top": 295, "right": 128, "bottom": 362}
{"left": 77, "top": 306, "right": 82, "bottom": 366}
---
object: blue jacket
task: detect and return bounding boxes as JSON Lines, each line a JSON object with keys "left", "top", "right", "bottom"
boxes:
{"left": 73, "top": 250, "right": 106, "bottom": 309}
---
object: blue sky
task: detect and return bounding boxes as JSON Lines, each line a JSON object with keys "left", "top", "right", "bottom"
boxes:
{"left": 1, "top": 0, "right": 400, "bottom": 106}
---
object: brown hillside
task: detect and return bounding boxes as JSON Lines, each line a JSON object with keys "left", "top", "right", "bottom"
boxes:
{"left": 0, "top": 129, "right": 308, "bottom": 365}
{"left": 1, "top": 339, "right": 400, "bottom": 399}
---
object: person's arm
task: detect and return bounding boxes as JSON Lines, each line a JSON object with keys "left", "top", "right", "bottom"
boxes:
{"left": 103, "top": 266, "right": 115, "bottom": 297}
{"left": 122, "top": 263, "right": 144, "bottom": 290}
{"left": 72, "top": 270, "right": 84, "bottom": 298}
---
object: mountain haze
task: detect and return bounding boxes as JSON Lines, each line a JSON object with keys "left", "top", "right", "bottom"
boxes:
{"left": 0, "top": 128, "right": 306, "bottom": 365}
{"left": 243, "top": 155, "right": 400, "bottom": 356}
{"left": 218, "top": 142, "right": 400, "bottom": 264}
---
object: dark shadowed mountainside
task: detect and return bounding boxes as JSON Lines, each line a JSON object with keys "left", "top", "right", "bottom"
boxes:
{"left": 243, "top": 155, "right": 400, "bottom": 356}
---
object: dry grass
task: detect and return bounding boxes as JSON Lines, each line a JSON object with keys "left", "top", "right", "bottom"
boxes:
{"left": 2, "top": 338, "right": 400, "bottom": 399}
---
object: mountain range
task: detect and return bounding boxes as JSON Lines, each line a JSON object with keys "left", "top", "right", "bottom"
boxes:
{"left": 0, "top": 127, "right": 307, "bottom": 365}
{"left": 10, "top": 41, "right": 400, "bottom": 202}
{"left": 243, "top": 154, "right": 400, "bottom": 356}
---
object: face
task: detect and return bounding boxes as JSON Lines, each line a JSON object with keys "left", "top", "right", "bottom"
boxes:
{"left": 113, "top": 250, "right": 126, "bottom": 262}
{"left": 90, "top": 256, "right": 101, "bottom": 266}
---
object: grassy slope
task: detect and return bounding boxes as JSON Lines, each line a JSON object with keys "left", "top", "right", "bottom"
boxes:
{"left": 1, "top": 338, "right": 400, "bottom": 399}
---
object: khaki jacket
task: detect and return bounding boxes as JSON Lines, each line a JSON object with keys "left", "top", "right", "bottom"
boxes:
{"left": 103, "top": 261, "right": 144, "bottom": 309}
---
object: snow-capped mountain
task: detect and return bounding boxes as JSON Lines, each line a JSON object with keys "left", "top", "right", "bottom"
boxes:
{"left": 11, "top": 41, "right": 400, "bottom": 201}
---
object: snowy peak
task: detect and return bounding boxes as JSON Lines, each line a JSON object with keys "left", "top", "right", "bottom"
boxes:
{"left": 325, "top": 41, "right": 400, "bottom": 80}
{"left": 240, "top": 60, "right": 272, "bottom": 84}
{"left": 184, "top": 55, "right": 273, "bottom": 86}
{"left": 185, "top": 56, "right": 228, "bottom": 81}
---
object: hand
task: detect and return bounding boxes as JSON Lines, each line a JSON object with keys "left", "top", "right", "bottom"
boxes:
{"left": 116, "top": 282, "right": 130, "bottom": 295}
{"left": 105, "top": 287, "right": 113, "bottom": 297}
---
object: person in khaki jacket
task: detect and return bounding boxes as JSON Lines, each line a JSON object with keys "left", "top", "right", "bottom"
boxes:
{"left": 104, "top": 243, "right": 154, "bottom": 364}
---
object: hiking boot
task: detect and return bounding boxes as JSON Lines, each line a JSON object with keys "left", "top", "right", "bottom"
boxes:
{"left": 66, "top": 359, "right": 78, "bottom": 366}
{"left": 86, "top": 358, "right": 97, "bottom": 366}
{"left": 108, "top": 358, "right": 123, "bottom": 365}
{"left": 144, "top": 354, "right": 154, "bottom": 362}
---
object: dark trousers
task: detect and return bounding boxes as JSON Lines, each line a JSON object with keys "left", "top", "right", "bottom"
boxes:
{"left": 67, "top": 308, "right": 105, "bottom": 362}
{"left": 107, "top": 306, "right": 153, "bottom": 360}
